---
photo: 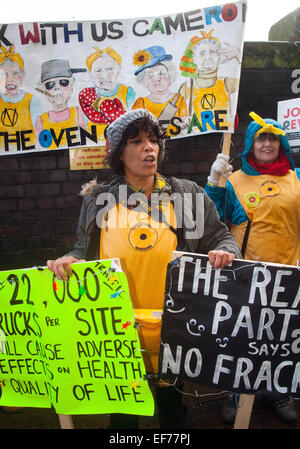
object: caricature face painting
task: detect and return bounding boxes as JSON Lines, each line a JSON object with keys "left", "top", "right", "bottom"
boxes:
{"left": 91, "top": 53, "right": 120, "bottom": 92}
{"left": 0, "top": 59, "right": 24, "bottom": 97}
{"left": 0, "top": 2, "right": 245, "bottom": 153}
{"left": 43, "top": 76, "right": 74, "bottom": 109}
{"left": 144, "top": 63, "right": 171, "bottom": 96}
{"left": 193, "top": 39, "right": 221, "bottom": 73}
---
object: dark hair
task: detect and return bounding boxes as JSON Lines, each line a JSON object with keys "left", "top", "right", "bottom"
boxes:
{"left": 106, "top": 116, "right": 166, "bottom": 175}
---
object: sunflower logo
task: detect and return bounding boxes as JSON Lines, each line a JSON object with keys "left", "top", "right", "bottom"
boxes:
{"left": 260, "top": 180, "right": 281, "bottom": 197}
{"left": 133, "top": 49, "right": 151, "bottom": 68}
{"left": 245, "top": 192, "right": 260, "bottom": 208}
{"left": 128, "top": 223, "right": 158, "bottom": 251}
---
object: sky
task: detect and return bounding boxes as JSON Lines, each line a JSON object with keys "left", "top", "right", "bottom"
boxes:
{"left": 0, "top": 0, "right": 299, "bottom": 42}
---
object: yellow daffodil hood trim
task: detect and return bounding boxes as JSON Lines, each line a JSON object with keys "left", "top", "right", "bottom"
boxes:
{"left": 249, "top": 111, "right": 286, "bottom": 140}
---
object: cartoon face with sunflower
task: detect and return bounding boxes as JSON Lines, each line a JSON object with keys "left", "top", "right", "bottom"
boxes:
{"left": 143, "top": 64, "right": 172, "bottom": 97}
{"left": 133, "top": 46, "right": 177, "bottom": 102}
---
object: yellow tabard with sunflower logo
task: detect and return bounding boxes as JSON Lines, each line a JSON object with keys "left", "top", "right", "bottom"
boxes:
{"left": 229, "top": 170, "right": 300, "bottom": 265}
{"left": 99, "top": 201, "right": 177, "bottom": 372}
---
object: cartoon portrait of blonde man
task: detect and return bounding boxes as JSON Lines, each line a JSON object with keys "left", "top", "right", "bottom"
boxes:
{"left": 0, "top": 45, "right": 41, "bottom": 151}
{"left": 79, "top": 47, "right": 136, "bottom": 142}
{"left": 180, "top": 30, "right": 240, "bottom": 132}
{"left": 36, "top": 59, "right": 85, "bottom": 149}
{"left": 132, "top": 46, "right": 188, "bottom": 136}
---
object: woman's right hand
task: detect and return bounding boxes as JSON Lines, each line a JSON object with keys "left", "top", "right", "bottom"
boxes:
{"left": 207, "top": 153, "right": 233, "bottom": 186}
{"left": 47, "top": 256, "right": 85, "bottom": 281}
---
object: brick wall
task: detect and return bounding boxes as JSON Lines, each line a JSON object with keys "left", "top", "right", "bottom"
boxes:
{"left": 1, "top": 42, "right": 300, "bottom": 270}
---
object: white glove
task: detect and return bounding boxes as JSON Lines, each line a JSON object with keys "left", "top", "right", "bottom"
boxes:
{"left": 207, "top": 154, "right": 233, "bottom": 186}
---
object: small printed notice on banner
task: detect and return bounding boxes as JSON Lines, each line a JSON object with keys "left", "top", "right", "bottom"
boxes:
{"left": 69, "top": 146, "right": 108, "bottom": 170}
{"left": 159, "top": 252, "right": 300, "bottom": 396}
{"left": 0, "top": 259, "right": 154, "bottom": 415}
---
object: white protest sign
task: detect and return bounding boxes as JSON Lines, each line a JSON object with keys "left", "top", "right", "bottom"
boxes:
{"left": 278, "top": 97, "right": 300, "bottom": 152}
{"left": 0, "top": 1, "right": 246, "bottom": 155}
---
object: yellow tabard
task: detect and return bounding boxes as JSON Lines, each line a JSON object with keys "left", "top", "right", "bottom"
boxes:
{"left": 0, "top": 93, "right": 36, "bottom": 149}
{"left": 40, "top": 106, "right": 78, "bottom": 150}
{"left": 87, "top": 84, "right": 129, "bottom": 143}
{"left": 132, "top": 94, "right": 188, "bottom": 136}
{"left": 100, "top": 201, "right": 177, "bottom": 372}
{"left": 229, "top": 170, "right": 300, "bottom": 265}
{"left": 192, "top": 78, "right": 230, "bottom": 130}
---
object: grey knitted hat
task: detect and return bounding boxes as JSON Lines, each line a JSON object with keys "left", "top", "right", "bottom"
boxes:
{"left": 106, "top": 108, "right": 159, "bottom": 154}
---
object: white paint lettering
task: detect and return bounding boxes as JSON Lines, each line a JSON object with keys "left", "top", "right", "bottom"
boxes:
{"left": 257, "top": 308, "right": 275, "bottom": 340}
{"left": 211, "top": 301, "right": 232, "bottom": 334}
{"left": 192, "top": 259, "right": 212, "bottom": 295}
{"left": 233, "top": 357, "right": 253, "bottom": 389}
{"left": 278, "top": 309, "right": 299, "bottom": 341}
{"left": 212, "top": 269, "right": 228, "bottom": 300}
{"left": 161, "top": 343, "right": 181, "bottom": 374}
{"left": 232, "top": 306, "right": 254, "bottom": 338}
{"left": 213, "top": 354, "right": 234, "bottom": 384}
{"left": 248, "top": 267, "right": 271, "bottom": 305}
{"left": 184, "top": 348, "right": 202, "bottom": 377}
{"left": 253, "top": 360, "right": 272, "bottom": 391}
{"left": 270, "top": 270, "right": 292, "bottom": 307}
{"left": 177, "top": 256, "right": 193, "bottom": 292}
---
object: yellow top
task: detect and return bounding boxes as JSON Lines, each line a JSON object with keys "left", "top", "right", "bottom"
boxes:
{"left": 193, "top": 78, "right": 230, "bottom": 130}
{"left": 40, "top": 106, "right": 78, "bottom": 149}
{"left": 99, "top": 200, "right": 177, "bottom": 371}
{"left": 100, "top": 202, "right": 177, "bottom": 309}
{"left": 229, "top": 169, "right": 300, "bottom": 265}
{"left": 132, "top": 94, "right": 188, "bottom": 136}
{"left": 0, "top": 93, "right": 36, "bottom": 149}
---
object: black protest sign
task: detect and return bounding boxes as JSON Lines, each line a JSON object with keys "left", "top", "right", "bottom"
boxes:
{"left": 159, "top": 252, "right": 300, "bottom": 395}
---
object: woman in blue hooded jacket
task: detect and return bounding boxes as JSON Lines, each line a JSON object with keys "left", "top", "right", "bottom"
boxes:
{"left": 205, "top": 111, "right": 300, "bottom": 265}
{"left": 205, "top": 111, "right": 300, "bottom": 424}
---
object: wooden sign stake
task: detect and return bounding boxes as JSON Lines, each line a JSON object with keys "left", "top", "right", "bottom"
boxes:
{"left": 58, "top": 414, "right": 74, "bottom": 429}
{"left": 219, "top": 132, "right": 232, "bottom": 188}
{"left": 219, "top": 134, "right": 255, "bottom": 429}
{"left": 233, "top": 394, "right": 255, "bottom": 429}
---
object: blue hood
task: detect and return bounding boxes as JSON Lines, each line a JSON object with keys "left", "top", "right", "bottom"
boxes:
{"left": 241, "top": 117, "right": 294, "bottom": 175}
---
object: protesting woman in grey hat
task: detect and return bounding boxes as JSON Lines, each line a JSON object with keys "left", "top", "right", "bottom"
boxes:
{"left": 47, "top": 108, "right": 241, "bottom": 428}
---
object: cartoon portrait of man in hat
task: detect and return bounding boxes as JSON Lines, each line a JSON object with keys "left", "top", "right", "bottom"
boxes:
{"left": 79, "top": 46, "right": 136, "bottom": 142}
{"left": 0, "top": 44, "right": 42, "bottom": 151}
{"left": 35, "top": 59, "right": 85, "bottom": 150}
{"left": 180, "top": 30, "right": 240, "bottom": 131}
{"left": 132, "top": 46, "right": 187, "bottom": 136}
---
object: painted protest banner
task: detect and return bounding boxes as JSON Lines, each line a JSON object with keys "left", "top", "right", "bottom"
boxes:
{"left": 0, "top": 259, "right": 154, "bottom": 415}
{"left": 0, "top": 1, "right": 246, "bottom": 158}
{"left": 159, "top": 252, "right": 300, "bottom": 396}
{"left": 278, "top": 98, "right": 300, "bottom": 153}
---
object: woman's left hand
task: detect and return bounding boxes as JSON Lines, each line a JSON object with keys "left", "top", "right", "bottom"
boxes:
{"left": 208, "top": 250, "right": 235, "bottom": 269}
